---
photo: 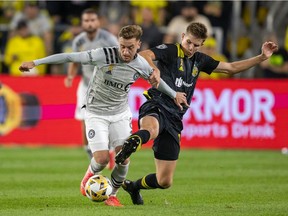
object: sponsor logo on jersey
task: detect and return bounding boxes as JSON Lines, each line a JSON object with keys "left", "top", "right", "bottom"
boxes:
{"left": 156, "top": 44, "right": 167, "bottom": 49}
{"left": 175, "top": 77, "right": 193, "bottom": 88}
{"left": 104, "top": 79, "right": 133, "bottom": 92}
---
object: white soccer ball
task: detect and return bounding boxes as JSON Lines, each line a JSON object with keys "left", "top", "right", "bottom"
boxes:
{"left": 85, "top": 174, "right": 112, "bottom": 202}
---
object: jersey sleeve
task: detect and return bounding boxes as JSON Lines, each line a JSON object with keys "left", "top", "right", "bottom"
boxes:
{"left": 82, "top": 48, "right": 105, "bottom": 65}
{"left": 134, "top": 55, "right": 154, "bottom": 79}
{"left": 33, "top": 49, "right": 104, "bottom": 66}
{"left": 150, "top": 44, "right": 177, "bottom": 64}
{"left": 196, "top": 52, "right": 220, "bottom": 75}
{"left": 72, "top": 37, "right": 78, "bottom": 52}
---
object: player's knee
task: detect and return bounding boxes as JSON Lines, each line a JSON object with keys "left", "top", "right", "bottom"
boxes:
{"left": 94, "top": 156, "right": 109, "bottom": 166}
{"left": 143, "top": 127, "right": 158, "bottom": 140}
{"left": 158, "top": 178, "right": 173, "bottom": 189}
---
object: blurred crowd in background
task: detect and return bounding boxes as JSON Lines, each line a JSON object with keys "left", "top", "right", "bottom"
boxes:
{"left": 0, "top": 0, "right": 287, "bottom": 78}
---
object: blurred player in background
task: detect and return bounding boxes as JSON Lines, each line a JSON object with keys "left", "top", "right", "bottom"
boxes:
{"left": 19, "top": 25, "right": 188, "bottom": 207}
{"left": 63, "top": 8, "right": 118, "bottom": 166}
{"left": 115, "top": 22, "right": 278, "bottom": 205}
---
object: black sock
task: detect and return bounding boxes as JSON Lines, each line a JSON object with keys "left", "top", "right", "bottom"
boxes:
{"left": 131, "top": 130, "right": 150, "bottom": 145}
{"left": 134, "top": 173, "right": 164, "bottom": 190}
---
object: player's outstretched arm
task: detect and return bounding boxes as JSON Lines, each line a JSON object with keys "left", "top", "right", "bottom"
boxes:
{"left": 215, "top": 41, "right": 278, "bottom": 75}
{"left": 19, "top": 61, "right": 35, "bottom": 72}
{"left": 19, "top": 52, "right": 90, "bottom": 73}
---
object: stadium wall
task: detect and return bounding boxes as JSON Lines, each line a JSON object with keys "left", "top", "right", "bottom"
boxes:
{"left": 0, "top": 75, "right": 287, "bottom": 149}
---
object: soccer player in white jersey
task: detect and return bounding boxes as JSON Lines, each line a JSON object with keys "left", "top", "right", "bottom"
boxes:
{"left": 19, "top": 25, "right": 188, "bottom": 207}
{"left": 64, "top": 8, "right": 118, "bottom": 162}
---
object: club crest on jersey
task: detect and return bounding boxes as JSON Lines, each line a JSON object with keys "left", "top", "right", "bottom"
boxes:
{"left": 133, "top": 73, "right": 140, "bottom": 80}
{"left": 88, "top": 129, "right": 95, "bottom": 139}
{"left": 156, "top": 44, "right": 167, "bottom": 49}
{"left": 192, "top": 64, "right": 199, "bottom": 77}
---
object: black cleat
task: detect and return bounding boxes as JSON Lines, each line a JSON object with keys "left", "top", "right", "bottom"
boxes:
{"left": 115, "top": 136, "right": 141, "bottom": 164}
{"left": 122, "top": 180, "right": 143, "bottom": 205}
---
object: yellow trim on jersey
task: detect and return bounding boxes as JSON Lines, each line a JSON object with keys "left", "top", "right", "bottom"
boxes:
{"left": 176, "top": 43, "right": 185, "bottom": 72}
{"left": 176, "top": 43, "right": 185, "bottom": 58}
{"left": 178, "top": 134, "right": 181, "bottom": 146}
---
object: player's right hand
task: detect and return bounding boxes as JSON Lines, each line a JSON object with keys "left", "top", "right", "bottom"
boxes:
{"left": 19, "top": 61, "right": 35, "bottom": 72}
{"left": 174, "top": 92, "right": 189, "bottom": 111}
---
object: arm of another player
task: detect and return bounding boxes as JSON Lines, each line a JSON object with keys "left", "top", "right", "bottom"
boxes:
{"left": 214, "top": 41, "right": 278, "bottom": 75}
{"left": 64, "top": 63, "right": 79, "bottom": 88}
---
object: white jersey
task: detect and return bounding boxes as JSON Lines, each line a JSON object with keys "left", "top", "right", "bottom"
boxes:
{"left": 84, "top": 47, "right": 153, "bottom": 115}
{"left": 34, "top": 48, "right": 176, "bottom": 116}
{"left": 72, "top": 29, "right": 118, "bottom": 85}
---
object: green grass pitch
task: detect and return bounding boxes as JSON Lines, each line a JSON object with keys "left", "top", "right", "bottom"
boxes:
{"left": 0, "top": 146, "right": 288, "bottom": 216}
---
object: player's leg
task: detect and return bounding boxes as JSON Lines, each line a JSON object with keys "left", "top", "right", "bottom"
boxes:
{"left": 80, "top": 111, "right": 110, "bottom": 196}
{"left": 81, "top": 120, "right": 93, "bottom": 159}
{"left": 104, "top": 109, "right": 132, "bottom": 207}
{"left": 122, "top": 159, "right": 177, "bottom": 205}
{"left": 115, "top": 114, "right": 159, "bottom": 164}
{"left": 107, "top": 149, "right": 115, "bottom": 170}
{"left": 75, "top": 80, "right": 92, "bottom": 159}
{"left": 123, "top": 129, "right": 180, "bottom": 205}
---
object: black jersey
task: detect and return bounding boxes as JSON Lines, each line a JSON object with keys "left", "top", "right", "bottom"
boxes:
{"left": 147, "top": 43, "right": 219, "bottom": 119}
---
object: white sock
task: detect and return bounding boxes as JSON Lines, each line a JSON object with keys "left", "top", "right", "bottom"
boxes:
{"left": 110, "top": 162, "right": 130, "bottom": 196}
{"left": 90, "top": 157, "right": 106, "bottom": 174}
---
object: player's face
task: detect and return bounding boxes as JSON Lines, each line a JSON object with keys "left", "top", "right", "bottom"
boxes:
{"left": 181, "top": 33, "right": 205, "bottom": 58}
{"left": 118, "top": 37, "right": 141, "bottom": 62}
{"left": 81, "top": 13, "right": 100, "bottom": 33}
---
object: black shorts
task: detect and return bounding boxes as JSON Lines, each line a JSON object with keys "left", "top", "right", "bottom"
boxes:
{"left": 138, "top": 101, "right": 182, "bottom": 160}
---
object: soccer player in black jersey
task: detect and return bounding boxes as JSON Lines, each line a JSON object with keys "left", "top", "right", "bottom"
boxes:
{"left": 115, "top": 22, "right": 278, "bottom": 205}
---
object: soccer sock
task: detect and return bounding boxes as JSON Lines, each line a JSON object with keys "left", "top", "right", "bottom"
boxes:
{"left": 130, "top": 130, "right": 150, "bottom": 145}
{"left": 110, "top": 162, "right": 130, "bottom": 195}
{"left": 134, "top": 173, "right": 164, "bottom": 190}
{"left": 90, "top": 157, "right": 106, "bottom": 174}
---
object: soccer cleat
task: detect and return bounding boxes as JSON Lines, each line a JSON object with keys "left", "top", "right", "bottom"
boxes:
{"left": 115, "top": 135, "right": 141, "bottom": 164}
{"left": 104, "top": 196, "right": 123, "bottom": 207}
{"left": 80, "top": 165, "right": 94, "bottom": 196}
{"left": 122, "top": 180, "right": 144, "bottom": 205}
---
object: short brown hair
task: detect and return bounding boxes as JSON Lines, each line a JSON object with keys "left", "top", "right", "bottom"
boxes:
{"left": 118, "top": 25, "right": 143, "bottom": 40}
{"left": 186, "top": 22, "right": 208, "bottom": 40}
{"left": 81, "top": 8, "right": 97, "bottom": 17}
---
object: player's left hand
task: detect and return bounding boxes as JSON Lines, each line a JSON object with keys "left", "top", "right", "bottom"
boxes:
{"left": 148, "top": 68, "right": 160, "bottom": 88}
{"left": 262, "top": 41, "right": 278, "bottom": 59}
{"left": 174, "top": 92, "right": 189, "bottom": 111}
{"left": 19, "top": 61, "right": 35, "bottom": 72}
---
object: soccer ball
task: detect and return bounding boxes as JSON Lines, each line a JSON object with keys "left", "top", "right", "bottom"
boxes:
{"left": 85, "top": 174, "right": 112, "bottom": 202}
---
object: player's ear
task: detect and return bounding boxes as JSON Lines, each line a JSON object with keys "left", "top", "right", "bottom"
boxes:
{"left": 138, "top": 40, "right": 142, "bottom": 49}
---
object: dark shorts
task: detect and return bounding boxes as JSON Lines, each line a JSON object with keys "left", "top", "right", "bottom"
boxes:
{"left": 138, "top": 101, "right": 181, "bottom": 161}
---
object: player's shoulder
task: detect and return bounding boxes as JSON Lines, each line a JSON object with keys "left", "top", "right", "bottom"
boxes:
{"left": 131, "top": 54, "right": 153, "bottom": 75}
{"left": 151, "top": 43, "right": 177, "bottom": 53}
{"left": 73, "top": 32, "right": 86, "bottom": 43}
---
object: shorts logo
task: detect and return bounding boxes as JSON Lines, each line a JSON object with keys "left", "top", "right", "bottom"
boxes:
{"left": 88, "top": 129, "right": 95, "bottom": 139}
